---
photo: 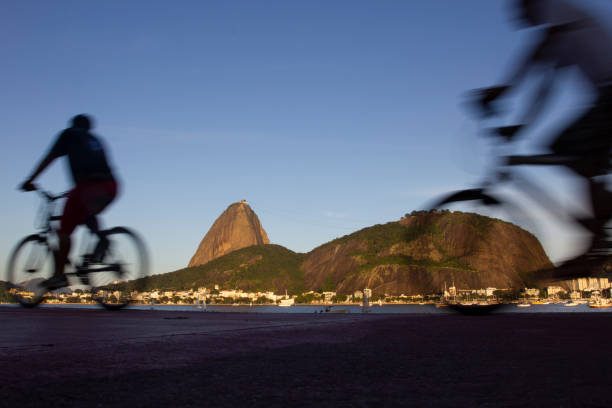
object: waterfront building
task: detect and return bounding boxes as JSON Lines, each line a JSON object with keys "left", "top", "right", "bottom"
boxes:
{"left": 323, "top": 292, "right": 336, "bottom": 303}
{"left": 547, "top": 286, "right": 565, "bottom": 297}
{"left": 363, "top": 288, "right": 372, "bottom": 299}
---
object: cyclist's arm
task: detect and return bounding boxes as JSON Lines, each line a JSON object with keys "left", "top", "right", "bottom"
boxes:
{"left": 22, "top": 131, "right": 67, "bottom": 188}
{"left": 483, "top": 30, "right": 552, "bottom": 104}
{"left": 23, "top": 152, "right": 58, "bottom": 185}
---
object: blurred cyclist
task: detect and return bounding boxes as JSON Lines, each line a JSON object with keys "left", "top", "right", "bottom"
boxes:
{"left": 478, "top": 0, "right": 612, "bottom": 275}
{"left": 20, "top": 114, "right": 118, "bottom": 290}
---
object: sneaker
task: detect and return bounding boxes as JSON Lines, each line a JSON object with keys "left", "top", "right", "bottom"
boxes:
{"left": 41, "top": 275, "right": 69, "bottom": 291}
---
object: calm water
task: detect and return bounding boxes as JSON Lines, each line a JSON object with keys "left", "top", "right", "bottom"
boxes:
{"left": 3, "top": 303, "right": 610, "bottom": 314}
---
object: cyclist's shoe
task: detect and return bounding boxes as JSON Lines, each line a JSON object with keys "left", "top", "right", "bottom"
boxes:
{"left": 41, "top": 275, "right": 69, "bottom": 291}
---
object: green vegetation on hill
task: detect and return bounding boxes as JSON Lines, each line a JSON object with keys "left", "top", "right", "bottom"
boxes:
{"left": 317, "top": 214, "right": 476, "bottom": 275}
{"left": 131, "top": 245, "right": 306, "bottom": 294}
{"left": 324, "top": 221, "right": 409, "bottom": 251}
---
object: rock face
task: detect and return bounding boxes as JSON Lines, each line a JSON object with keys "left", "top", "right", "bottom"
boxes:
{"left": 188, "top": 201, "right": 270, "bottom": 267}
{"left": 301, "top": 211, "right": 553, "bottom": 295}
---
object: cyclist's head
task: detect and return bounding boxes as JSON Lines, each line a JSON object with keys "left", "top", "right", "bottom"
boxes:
{"left": 70, "top": 114, "right": 93, "bottom": 130}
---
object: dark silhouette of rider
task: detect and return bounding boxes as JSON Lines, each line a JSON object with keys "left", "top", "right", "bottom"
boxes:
{"left": 20, "top": 114, "right": 118, "bottom": 290}
{"left": 478, "top": 0, "right": 612, "bottom": 275}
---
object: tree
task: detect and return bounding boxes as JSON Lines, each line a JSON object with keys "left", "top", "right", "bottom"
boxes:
{"left": 295, "top": 293, "right": 316, "bottom": 304}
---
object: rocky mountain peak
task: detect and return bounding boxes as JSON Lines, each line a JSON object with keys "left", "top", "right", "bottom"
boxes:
{"left": 188, "top": 201, "right": 270, "bottom": 267}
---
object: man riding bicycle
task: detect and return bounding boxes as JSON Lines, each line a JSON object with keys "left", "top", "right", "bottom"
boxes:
{"left": 478, "top": 0, "right": 612, "bottom": 276}
{"left": 20, "top": 114, "right": 118, "bottom": 290}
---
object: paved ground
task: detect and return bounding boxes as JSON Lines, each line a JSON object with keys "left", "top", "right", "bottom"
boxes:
{"left": 1, "top": 307, "right": 611, "bottom": 407}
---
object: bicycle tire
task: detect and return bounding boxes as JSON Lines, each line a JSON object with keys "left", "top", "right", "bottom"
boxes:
{"left": 426, "top": 188, "right": 537, "bottom": 233}
{"left": 89, "top": 227, "right": 149, "bottom": 310}
{"left": 6, "top": 234, "right": 54, "bottom": 308}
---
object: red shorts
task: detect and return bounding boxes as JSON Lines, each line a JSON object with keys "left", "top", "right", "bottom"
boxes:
{"left": 59, "top": 180, "right": 118, "bottom": 235}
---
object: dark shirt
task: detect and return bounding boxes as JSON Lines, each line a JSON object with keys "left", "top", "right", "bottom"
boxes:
{"left": 49, "top": 128, "right": 115, "bottom": 183}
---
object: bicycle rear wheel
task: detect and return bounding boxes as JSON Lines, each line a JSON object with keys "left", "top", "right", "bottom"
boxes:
{"left": 89, "top": 227, "right": 148, "bottom": 310}
{"left": 6, "top": 235, "right": 54, "bottom": 308}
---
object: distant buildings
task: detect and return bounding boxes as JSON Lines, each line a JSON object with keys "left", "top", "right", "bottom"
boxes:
{"left": 567, "top": 278, "right": 610, "bottom": 292}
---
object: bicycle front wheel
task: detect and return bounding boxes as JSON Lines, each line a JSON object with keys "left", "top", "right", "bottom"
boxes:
{"left": 89, "top": 227, "right": 149, "bottom": 310}
{"left": 426, "top": 188, "right": 536, "bottom": 232}
{"left": 6, "top": 234, "right": 54, "bottom": 308}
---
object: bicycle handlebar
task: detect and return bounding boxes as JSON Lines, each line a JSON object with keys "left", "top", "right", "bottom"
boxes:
{"left": 29, "top": 185, "right": 69, "bottom": 202}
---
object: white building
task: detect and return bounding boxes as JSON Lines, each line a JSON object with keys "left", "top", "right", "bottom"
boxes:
{"left": 568, "top": 277, "right": 610, "bottom": 292}
{"left": 322, "top": 292, "right": 336, "bottom": 303}
{"left": 547, "top": 286, "right": 565, "bottom": 297}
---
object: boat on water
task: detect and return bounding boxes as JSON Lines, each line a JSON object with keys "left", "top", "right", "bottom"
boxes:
{"left": 564, "top": 301, "right": 580, "bottom": 307}
{"left": 531, "top": 300, "right": 544, "bottom": 305}
{"left": 278, "top": 290, "right": 294, "bottom": 307}
{"left": 517, "top": 302, "right": 531, "bottom": 308}
{"left": 278, "top": 298, "right": 294, "bottom": 307}
{"left": 589, "top": 299, "right": 611, "bottom": 308}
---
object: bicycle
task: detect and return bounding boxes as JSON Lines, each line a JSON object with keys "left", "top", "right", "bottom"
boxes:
{"left": 5, "top": 186, "right": 149, "bottom": 310}
{"left": 424, "top": 94, "right": 612, "bottom": 282}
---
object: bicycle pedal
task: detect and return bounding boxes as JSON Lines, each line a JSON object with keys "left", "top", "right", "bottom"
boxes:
{"left": 76, "top": 269, "right": 90, "bottom": 285}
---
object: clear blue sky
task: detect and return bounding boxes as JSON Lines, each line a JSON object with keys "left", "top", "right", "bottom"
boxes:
{"left": 2, "top": 1, "right": 611, "bottom": 275}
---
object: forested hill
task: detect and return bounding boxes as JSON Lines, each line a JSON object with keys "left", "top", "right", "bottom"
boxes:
{"left": 135, "top": 245, "right": 306, "bottom": 293}
{"left": 301, "top": 210, "right": 553, "bottom": 295}
{"left": 131, "top": 210, "right": 553, "bottom": 296}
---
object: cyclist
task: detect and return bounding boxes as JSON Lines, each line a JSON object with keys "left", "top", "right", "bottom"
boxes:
{"left": 20, "top": 114, "right": 118, "bottom": 290}
{"left": 478, "top": 0, "right": 612, "bottom": 275}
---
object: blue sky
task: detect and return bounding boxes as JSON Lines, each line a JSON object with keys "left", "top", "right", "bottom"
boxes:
{"left": 2, "top": 1, "right": 612, "bottom": 275}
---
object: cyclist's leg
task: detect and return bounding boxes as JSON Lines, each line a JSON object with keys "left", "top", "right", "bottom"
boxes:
{"left": 82, "top": 181, "right": 119, "bottom": 260}
{"left": 83, "top": 180, "right": 119, "bottom": 218}
{"left": 54, "top": 185, "right": 90, "bottom": 276}
{"left": 550, "top": 98, "right": 612, "bottom": 248}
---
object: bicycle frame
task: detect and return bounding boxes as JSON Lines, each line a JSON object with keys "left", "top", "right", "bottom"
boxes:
{"left": 428, "top": 117, "right": 612, "bottom": 246}
{"left": 32, "top": 188, "right": 121, "bottom": 280}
